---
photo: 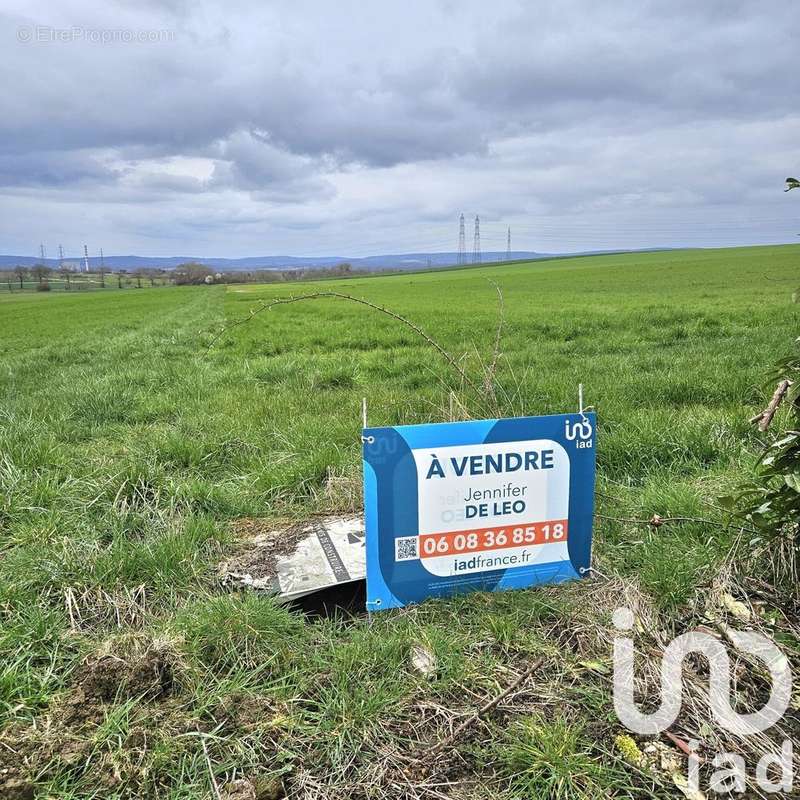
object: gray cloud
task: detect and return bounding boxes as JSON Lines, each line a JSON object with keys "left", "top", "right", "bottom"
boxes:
{"left": 208, "top": 130, "right": 335, "bottom": 201}
{"left": 0, "top": 150, "right": 121, "bottom": 188}
{"left": 0, "top": 0, "right": 798, "bottom": 256}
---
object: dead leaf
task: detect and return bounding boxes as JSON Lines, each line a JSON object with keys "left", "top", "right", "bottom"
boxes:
{"left": 720, "top": 593, "right": 750, "bottom": 622}
{"left": 672, "top": 771, "right": 706, "bottom": 800}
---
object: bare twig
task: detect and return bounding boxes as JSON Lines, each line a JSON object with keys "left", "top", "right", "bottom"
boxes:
{"left": 595, "top": 512, "right": 738, "bottom": 530}
{"left": 424, "top": 658, "right": 544, "bottom": 758}
{"left": 752, "top": 379, "right": 792, "bottom": 431}
{"left": 209, "top": 292, "right": 484, "bottom": 399}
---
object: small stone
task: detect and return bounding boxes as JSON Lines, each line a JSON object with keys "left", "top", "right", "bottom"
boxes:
{"left": 410, "top": 643, "right": 437, "bottom": 678}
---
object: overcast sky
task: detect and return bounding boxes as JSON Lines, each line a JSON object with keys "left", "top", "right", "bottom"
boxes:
{"left": 1, "top": 0, "right": 798, "bottom": 258}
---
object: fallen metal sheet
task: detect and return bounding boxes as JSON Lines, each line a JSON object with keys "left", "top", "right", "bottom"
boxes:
{"left": 223, "top": 514, "right": 366, "bottom": 601}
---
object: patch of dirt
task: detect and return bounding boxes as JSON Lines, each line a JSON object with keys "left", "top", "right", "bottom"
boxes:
{"left": 4, "top": 693, "right": 200, "bottom": 797}
{"left": 220, "top": 776, "right": 285, "bottom": 800}
{"left": 0, "top": 634, "right": 191, "bottom": 797}
{"left": 0, "top": 777, "right": 34, "bottom": 800}
{"left": 75, "top": 637, "right": 177, "bottom": 703}
{"left": 222, "top": 518, "right": 324, "bottom": 584}
{"left": 51, "top": 687, "right": 106, "bottom": 728}
{"left": 211, "top": 691, "right": 286, "bottom": 734}
{"left": 0, "top": 729, "right": 36, "bottom": 800}
{"left": 221, "top": 779, "right": 257, "bottom": 800}
{"left": 43, "top": 635, "right": 182, "bottom": 775}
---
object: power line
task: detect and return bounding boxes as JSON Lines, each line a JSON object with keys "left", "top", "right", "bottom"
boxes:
{"left": 472, "top": 215, "right": 481, "bottom": 264}
{"left": 457, "top": 213, "right": 466, "bottom": 265}
{"left": 508, "top": 217, "right": 799, "bottom": 232}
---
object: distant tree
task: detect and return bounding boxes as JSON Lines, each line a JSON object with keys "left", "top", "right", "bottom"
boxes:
{"left": 254, "top": 269, "right": 281, "bottom": 283}
{"left": 59, "top": 263, "right": 72, "bottom": 290}
{"left": 13, "top": 265, "right": 26, "bottom": 289}
{"left": 174, "top": 262, "right": 213, "bottom": 285}
{"left": 30, "top": 264, "right": 51, "bottom": 284}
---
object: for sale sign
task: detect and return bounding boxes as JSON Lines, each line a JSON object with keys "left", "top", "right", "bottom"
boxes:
{"left": 362, "top": 413, "right": 596, "bottom": 611}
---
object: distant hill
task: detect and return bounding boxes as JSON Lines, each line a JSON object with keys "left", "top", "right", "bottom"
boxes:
{"left": 0, "top": 248, "right": 674, "bottom": 271}
{"left": 0, "top": 251, "right": 550, "bottom": 271}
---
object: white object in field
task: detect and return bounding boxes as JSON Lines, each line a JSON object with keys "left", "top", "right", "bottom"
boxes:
{"left": 410, "top": 643, "right": 437, "bottom": 678}
{"left": 224, "top": 515, "right": 366, "bottom": 601}
{"left": 276, "top": 515, "right": 366, "bottom": 600}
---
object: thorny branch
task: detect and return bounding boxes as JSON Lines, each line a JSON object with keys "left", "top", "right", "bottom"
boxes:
{"left": 209, "top": 291, "right": 491, "bottom": 408}
{"left": 594, "top": 511, "right": 757, "bottom": 534}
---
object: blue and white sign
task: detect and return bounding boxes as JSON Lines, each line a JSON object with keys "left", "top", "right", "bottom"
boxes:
{"left": 362, "top": 412, "right": 596, "bottom": 611}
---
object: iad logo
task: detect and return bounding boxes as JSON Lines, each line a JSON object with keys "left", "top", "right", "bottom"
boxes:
{"left": 612, "top": 607, "right": 795, "bottom": 793}
{"left": 565, "top": 417, "right": 593, "bottom": 447}
{"left": 612, "top": 607, "right": 791, "bottom": 736}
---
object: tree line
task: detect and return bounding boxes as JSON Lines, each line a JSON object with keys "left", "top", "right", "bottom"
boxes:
{"left": 1, "top": 260, "right": 399, "bottom": 292}
{"left": 1, "top": 264, "right": 176, "bottom": 291}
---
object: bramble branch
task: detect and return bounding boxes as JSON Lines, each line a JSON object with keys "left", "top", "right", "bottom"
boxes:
{"left": 209, "top": 291, "right": 487, "bottom": 403}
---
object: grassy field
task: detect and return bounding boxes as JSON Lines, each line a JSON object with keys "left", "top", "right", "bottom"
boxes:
{"left": 1, "top": 245, "right": 798, "bottom": 798}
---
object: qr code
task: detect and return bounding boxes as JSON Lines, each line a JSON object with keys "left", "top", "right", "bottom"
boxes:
{"left": 394, "top": 536, "right": 419, "bottom": 561}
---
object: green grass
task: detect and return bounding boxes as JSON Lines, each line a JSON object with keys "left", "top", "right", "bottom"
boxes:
{"left": 0, "top": 244, "right": 798, "bottom": 798}
{"left": 492, "top": 716, "right": 641, "bottom": 798}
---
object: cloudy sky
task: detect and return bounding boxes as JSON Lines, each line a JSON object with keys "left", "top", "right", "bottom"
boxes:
{"left": 1, "top": 0, "right": 798, "bottom": 258}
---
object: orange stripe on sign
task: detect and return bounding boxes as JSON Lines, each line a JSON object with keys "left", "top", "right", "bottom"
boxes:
{"left": 419, "top": 519, "right": 568, "bottom": 558}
